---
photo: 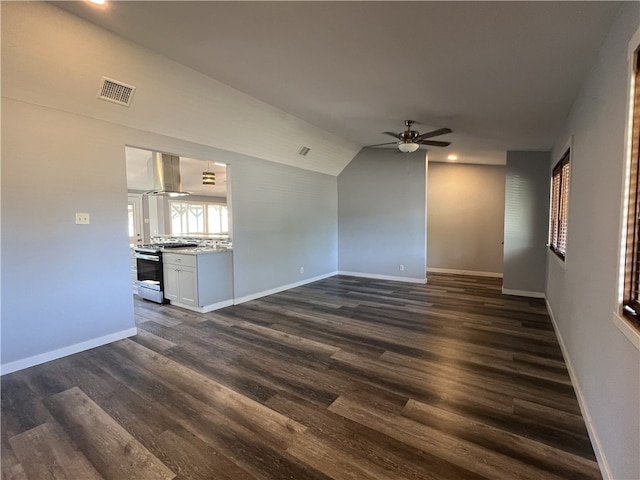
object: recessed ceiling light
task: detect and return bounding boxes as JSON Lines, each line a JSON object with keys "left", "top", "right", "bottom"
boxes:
{"left": 88, "top": 0, "right": 106, "bottom": 5}
{"left": 447, "top": 154, "right": 458, "bottom": 161}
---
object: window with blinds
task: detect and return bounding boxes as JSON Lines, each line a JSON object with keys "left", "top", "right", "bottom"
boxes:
{"left": 623, "top": 52, "right": 640, "bottom": 320}
{"left": 549, "top": 149, "right": 571, "bottom": 259}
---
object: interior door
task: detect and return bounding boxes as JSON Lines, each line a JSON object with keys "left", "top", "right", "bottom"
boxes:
{"left": 128, "top": 194, "right": 143, "bottom": 247}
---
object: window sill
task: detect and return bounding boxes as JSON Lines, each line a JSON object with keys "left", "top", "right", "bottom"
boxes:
{"left": 549, "top": 249, "right": 566, "bottom": 270}
{"left": 613, "top": 312, "right": 640, "bottom": 351}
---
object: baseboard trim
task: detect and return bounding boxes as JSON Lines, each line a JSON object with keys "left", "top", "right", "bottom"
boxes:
{"left": 0, "top": 327, "right": 138, "bottom": 376}
{"left": 234, "top": 271, "right": 338, "bottom": 305}
{"left": 502, "top": 288, "right": 545, "bottom": 298}
{"left": 338, "top": 271, "right": 427, "bottom": 284}
{"left": 427, "top": 267, "right": 503, "bottom": 278}
{"left": 170, "top": 299, "right": 234, "bottom": 313}
{"left": 545, "top": 300, "right": 611, "bottom": 480}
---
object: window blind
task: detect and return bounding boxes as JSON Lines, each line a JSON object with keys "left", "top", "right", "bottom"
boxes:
{"left": 623, "top": 53, "right": 640, "bottom": 317}
{"left": 549, "top": 150, "right": 570, "bottom": 258}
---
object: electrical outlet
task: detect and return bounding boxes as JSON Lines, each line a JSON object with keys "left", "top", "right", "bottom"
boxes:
{"left": 399, "top": 264, "right": 405, "bottom": 271}
{"left": 300, "top": 266, "right": 304, "bottom": 274}
{"left": 75, "top": 213, "right": 90, "bottom": 225}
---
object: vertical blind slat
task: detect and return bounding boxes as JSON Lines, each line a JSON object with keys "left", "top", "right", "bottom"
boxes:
{"left": 550, "top": 150, "right": 570, "bottom": 257}
{"left": 624, "top": 58, "right": 640, "bottom": 311}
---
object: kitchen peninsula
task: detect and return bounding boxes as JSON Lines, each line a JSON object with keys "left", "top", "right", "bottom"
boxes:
{"left": 163, "top": 247, "right": 233, "bottom": 313}
{"left": 134, "top": 236, "right": 233, "bottom": 313}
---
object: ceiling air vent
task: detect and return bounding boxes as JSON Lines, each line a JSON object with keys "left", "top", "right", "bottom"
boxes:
{"left": 97, "top": 76, "right": 136, "bottom": 106}
{"left": 297, "top": 146, "right": 311, "bottom": 156}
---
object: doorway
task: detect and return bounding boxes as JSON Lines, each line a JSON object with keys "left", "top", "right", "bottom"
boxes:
{"left": 128, "top": 194, "right": 144, "bottom": 247}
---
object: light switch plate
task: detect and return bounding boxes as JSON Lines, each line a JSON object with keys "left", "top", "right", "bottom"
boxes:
{"left": 75, "top": 213, "right": 90, "bottom": 225}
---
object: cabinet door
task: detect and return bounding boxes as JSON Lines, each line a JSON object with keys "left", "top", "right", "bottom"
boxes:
{"left": 164, "top": 267, "right": 180, "bottom": 302}
{"left": 178, "top": 266, "right": 197, "bottom": 306}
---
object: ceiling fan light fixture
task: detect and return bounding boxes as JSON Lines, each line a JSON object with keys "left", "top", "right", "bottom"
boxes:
{"left": 398, "top": 142, "right": 419, "bottom": 153}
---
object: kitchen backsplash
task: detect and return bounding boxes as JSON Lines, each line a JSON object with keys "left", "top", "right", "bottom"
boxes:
{"left": 150, "top": 235, "right": 232, "bottom": 248}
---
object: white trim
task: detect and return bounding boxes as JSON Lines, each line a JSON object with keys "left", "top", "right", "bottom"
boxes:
{"left": 611, "top": 26, "right": 640, "bottom": 356}
{"left": 170, "top": 299, "right": 234, "bottom": 313}
{"left": 614, "top": 25, "right": 640, "bottom": 317}
{"left": 0, "top": 327, "right": 138, "bottom": 376}
{"left": 127, "top": 193, "right": 144, "bottom": 245}
{"left": 549, "top": 249, "right": 567, "bottom": 270}
{"left": 545, "top": 301, "right": 612, "bottom": 480}
{"left": 612, "top": 312, "right": 640, "bottom": 351}
{"left": 201, "top": 299, "right": 234, "bottom": 313}
{"left": 338, "top": 271, "right": 427, "bottom": 284}
{"left": 629, "top": 17, "right": 640, "bottom": 63}
{"left": 234, "top": 271, "right": 339, "bottom": 305}
{"left": 550, "top": 136, "right": 573, "bottom": 269}
{"left": 501, "top": 288, "right": 545, "bottom": 298}
{"left": 427, "top": 267, "right": 503, "bottom": 278}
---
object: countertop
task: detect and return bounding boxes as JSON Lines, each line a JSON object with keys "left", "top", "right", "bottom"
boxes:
{"left": 162, "top": 247, "right": 232, "bottom": 256}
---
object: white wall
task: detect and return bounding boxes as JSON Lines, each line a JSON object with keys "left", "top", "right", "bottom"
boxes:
{"left": 545, "top": 3, "right": 640, "bottom": 479}
{"left": 427, "top": 162, "right": 505, "bottom": 276}
{"left": 338, "top": 148, "right": 427, "bottom": 282}
{"left": 1, "top": 2, "right": 341, "bottom": 372}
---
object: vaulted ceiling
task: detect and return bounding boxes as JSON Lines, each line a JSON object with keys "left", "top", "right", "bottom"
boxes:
{"left": 53, "top": 1, "right": 621, "bottom": 166}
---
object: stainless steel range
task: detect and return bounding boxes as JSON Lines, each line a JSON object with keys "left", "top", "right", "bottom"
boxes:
{"left": 134, "top": 242, "right": 198, "bottom": 303}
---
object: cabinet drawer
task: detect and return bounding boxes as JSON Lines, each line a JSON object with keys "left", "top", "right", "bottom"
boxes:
{"left": 162, "top": 253, "right": 197, "bottom": 268}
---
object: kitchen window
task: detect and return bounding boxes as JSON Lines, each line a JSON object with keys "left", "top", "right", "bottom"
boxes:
{"left": 549, "top": 148, "right": 571, "bottom": 259}
{"left": 170, "top": 201, "right": 228, "bottom": 235}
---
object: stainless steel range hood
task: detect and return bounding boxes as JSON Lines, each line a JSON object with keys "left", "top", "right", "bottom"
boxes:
{"left": 145, "top": 152, "right": 189, "bottom": 197}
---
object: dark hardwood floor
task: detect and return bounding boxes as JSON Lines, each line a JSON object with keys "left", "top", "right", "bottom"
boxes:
{"left": 1, "top": 273, "right": 601, "bottom": 479}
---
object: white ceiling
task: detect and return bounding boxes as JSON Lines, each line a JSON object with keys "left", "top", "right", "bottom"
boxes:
{"left": 54, "top": 1, "right": 621, "bottom": 166}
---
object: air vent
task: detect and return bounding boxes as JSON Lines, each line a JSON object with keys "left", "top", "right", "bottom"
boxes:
{"left": 297, "top": 146, "right": 311, "bottom": 156}
{"left": 97, "top": 76, "right": 136, "bottom": 106}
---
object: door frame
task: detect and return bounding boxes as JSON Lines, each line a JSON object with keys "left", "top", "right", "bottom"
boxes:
{"left": 128, "top": 193, "right": 144, "bottom": 247}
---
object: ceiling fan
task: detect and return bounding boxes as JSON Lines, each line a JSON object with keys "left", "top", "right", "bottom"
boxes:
{"left": 368, "top": 120, "right": 452, "bottom": 153}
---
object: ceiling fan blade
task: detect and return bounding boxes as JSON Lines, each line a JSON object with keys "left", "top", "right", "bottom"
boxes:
{"left": 365, "top": 141, "right": 397, "bottom": 148}
{"left": 418, "top": 140, "right": 451, "bottom": 147}
{"left": 382, "top": 131, "right": 402, "bottom": 140}
{"left": 414, "top": 127, "right": 453, "bottom": 142}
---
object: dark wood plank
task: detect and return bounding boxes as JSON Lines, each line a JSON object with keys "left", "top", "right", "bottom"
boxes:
{"left": 267, "top": 393, "right": 486, "bottom": 480}
{"left": 328, "top": 395, "right": 569, "bottom": 480}
{"left": 44, "top": 387, "right": 175, "bottom": 480}
{"left": 1, "top": 273, "right": 602, "bottom": 480}
{"left": 9, "top": 422, "right": 104, "bottom": 480}
{"left": 403, "top": 399, "right": 600, "bottom": 479}
{"left": 154, "top": 427, "right": 256, "bottom": 480}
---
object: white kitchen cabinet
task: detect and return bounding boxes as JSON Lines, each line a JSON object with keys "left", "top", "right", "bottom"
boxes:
{"left": 163, "top": 251, "right": 233, "bottom": 312}
{"left": 163, "top": 256, "right": 197, "bottom": 306}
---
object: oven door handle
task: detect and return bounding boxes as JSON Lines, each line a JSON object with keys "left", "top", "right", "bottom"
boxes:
{"left": 135, "top": 253, "right": 161, "bottom": 261}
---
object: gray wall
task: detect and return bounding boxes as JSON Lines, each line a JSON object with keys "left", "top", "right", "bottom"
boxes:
{"left": 503, "top": 151, "right": 550, "bottom": 294}
{"left": 1, "top": 97, "right": 341, "bottom": 370}
{"left": 231, "top": 158, "right": 337, "bottom": 301}
{"left": 338, "top": 148, "right": 427, "bottom": 282}
{"left": 1, "top": 2, "right": 340, "bottom": 371}
{"left": 546, "top": 3, "right": 640, "bottom": 479}
{"left": 427, "top": 162, "right": 505, "bottom": 275}
{"left": 1, "top": 100, "right": 137, "bottom": 369}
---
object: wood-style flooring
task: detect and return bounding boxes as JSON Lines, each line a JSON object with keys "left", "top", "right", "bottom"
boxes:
{"left": 1, "top": 273, "right": 601, "bottom": 479}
